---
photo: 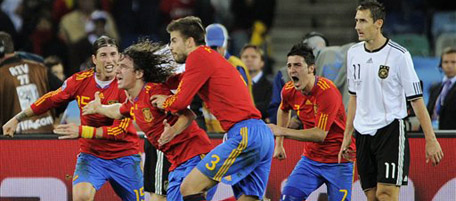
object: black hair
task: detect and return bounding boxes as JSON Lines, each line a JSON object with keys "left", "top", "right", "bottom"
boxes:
{"left": 287, "top": 43, "right": 315, "bottom": 66}
{"left": 122, "top": 39, "right": 175, "bottom": 83}
{"left": 166, "top": 16, "right": 206, "bottom": 46}
{"left": 92, "top": 35, "right": 118, "bottom": 55}
{"left": 357, "top": 1, "right": 386, "bottom": 26}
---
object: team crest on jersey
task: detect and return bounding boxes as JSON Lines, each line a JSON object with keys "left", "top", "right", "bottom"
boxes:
{"left": 142, "top": 108, "right": 153, "bottom": 122}
{"left": 378, "top": 65, "right": 390, "bottom": 79}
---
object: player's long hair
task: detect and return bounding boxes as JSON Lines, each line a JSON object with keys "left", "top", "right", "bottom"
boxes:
{"left": 122, "top": 39, "right": 175, "bottom": 83}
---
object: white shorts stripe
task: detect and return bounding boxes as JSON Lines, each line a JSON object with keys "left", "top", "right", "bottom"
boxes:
{"left": 155, "top": 149, "right": 164, "bottom": 194}
{"left": 396, "top": 120, "right": 405, "bottom": 185}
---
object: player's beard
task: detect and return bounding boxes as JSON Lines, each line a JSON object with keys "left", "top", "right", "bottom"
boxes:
{"left": 174, "top": 53, "right": 187, "bottom": 64}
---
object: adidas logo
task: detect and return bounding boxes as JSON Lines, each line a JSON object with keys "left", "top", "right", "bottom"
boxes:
{"left": 367, "top": 58, "right": 373, "bottom": 63}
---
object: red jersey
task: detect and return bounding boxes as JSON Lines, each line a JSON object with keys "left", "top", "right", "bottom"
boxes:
{"left": 280, "top": 77, "right": 356, "bottom": 163}
{"left": 120, "top": 83, "right": 213, "bottom": 171}
{"left": 163, "top": 46, "right": 261, "bottom": 131}
{"left": 31, "top": 69, "right": 140, "bottom": 159}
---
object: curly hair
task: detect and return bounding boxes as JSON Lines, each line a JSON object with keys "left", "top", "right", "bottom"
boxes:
{"left": 122, "top": 39, "right": 175, "bottom": 83}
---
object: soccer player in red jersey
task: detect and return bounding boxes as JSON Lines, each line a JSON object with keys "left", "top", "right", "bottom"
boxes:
{"left": 268, "top": 43, "right": 356, "bottom": 201}
{"left": 2, "top": 36, "right": 144, "bottom": 201}
{"left": 151, "top": 16, "right": 274, "bottom": 201}
{"left": 82, "top": 40, "right": 213, "bottom": 201}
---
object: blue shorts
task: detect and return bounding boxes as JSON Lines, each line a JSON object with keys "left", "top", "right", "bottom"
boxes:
{"left": 281, "top": 156, "right": 354, "bottom": 201}
{"left": 167, "top": 155, "right": 202, "bottom": 201}
{"left": 197, "top": 119, "right": 274, "bottom": 199}
{"left": 73, "top": 153, "right": 144, "bottom": 201}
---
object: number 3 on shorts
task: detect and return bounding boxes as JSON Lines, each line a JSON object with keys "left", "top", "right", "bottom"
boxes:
{"left": 205, "top": 154, "right": 220, "bottom": 170}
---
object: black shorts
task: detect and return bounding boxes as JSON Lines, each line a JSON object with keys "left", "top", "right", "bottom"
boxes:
{"left": 144, "top": 140, "right": 171, "bottom": 195}
{"left": 355, "top": 119, "right": 410, "bottom": 191}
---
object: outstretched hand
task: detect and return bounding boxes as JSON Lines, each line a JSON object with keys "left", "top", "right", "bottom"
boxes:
{"left": 82, "top": 91, "right": 102, "bottom": 115}
{"left": 54, "top": 123, "right": 80, "bottom": 139}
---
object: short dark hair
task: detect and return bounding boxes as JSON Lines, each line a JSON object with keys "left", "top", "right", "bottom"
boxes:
{"left": 357, "top": 1, "right": 386, "bottom": 25}
{"left": 166, "top": 16, "right": 206, "bottom": 46}
{"left": 44, "top": 56, "right": 62, "bottom": 68}
{"left": 287, "top": 43, "right": 315, "bottom": 66}
{"left": 122, "top": 39, "right": 175, "bottom": 83}
{"left": 240, "top": 44, "right": 264, "bottom": 61}
{"left": 0, "top": 31, "right": 14, "bottom": 56}
{"left": 92, "top": 35, "right": 118, "bottom": 55}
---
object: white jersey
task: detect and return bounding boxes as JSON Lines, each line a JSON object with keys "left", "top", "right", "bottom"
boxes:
{"left": 347, "top": 40, "right": 422, "bottom": 135}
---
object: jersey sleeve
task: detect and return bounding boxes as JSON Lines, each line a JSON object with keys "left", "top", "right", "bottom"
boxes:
{"left": 101, "top": 118, "right": 136, "bottom": 141}
{"left": 315, "top": 86, "right": 340, "bottom": 132}
{"left": 31, "top": 76, "right": 78, "bottom": 115}
{"left": 119, "top": 102, "right": 132, "bottom": 118}
{"left": 163, "top": 51, "right": 214, "bottom": 113}
{"left": 346, "top": 49, "right": 356, "bottom": 95}
{"left": 398, "top": 52, "right": 423, "bottom": 100}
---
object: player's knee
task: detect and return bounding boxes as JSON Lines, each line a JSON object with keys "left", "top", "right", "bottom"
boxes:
{"left": 73, "top": 192, "right": 94, "bottom": 201}
{"left": 375, "top": 189, "right": 395, "bottom": 201}
{"left": 180, "top": 181, "right": 196, "bottom": 196}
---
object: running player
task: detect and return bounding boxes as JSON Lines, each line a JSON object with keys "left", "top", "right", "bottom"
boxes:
{"left": 2, "top": 36, "right": 144, "bottom": 201}
{"left": 268, "top": 43, "right": 356, "bottom": 201}
{"left": 151, "top": 16, "right": 274, "bottom": 201}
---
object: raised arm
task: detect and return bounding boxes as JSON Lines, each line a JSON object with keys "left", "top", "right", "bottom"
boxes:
{"left": 82, "top": 91, "right": 123, "bottom": 119}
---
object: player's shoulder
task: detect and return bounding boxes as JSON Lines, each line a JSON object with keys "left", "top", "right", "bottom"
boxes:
{"left": 282, "top": 81, "right": 296, "bottom": 94}
{"left": 387, "top": 40, "right": 408, "bottom": 55}
{"left": 315, "top": 77, "right": 336, "bottom": 92}
{"left": 71, "top": 69, "right": 95, "bottom": 81}
{"left": 144, "top": 82, "right": 171, "bottom": 95}
{"left": 348, "top": 42, "right": 364, "bottom": 52}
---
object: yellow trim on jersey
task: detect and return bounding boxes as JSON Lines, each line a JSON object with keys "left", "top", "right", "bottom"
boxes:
{"left": 317, "top": 114, "right": 329, "bottom": 131}
{"left": 107, "top": 118, "right": 130, "bottom": 136}
{"left": 317, "top": 79, "right": 331, "bottom": 91}
{"left": 75, "top": 70, "right": 94, "bottom": 80}
{"left": 284, "top": 81, "right": 294, "bottom": 90}
{"left": 213, "top": 127, "right": 249, "bottom": 181}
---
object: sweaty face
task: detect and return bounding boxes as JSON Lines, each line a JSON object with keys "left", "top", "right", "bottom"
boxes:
{"left": 355, "top": 9, "right": 380, "bottom": 42}
{"left": 241, "top": 47, "right": 264, "bottom": 73}
{"left": 287, "top": 55, "right": 313, "bottom": 92}
{"left": 442, "top": 52, "right": 456, "bottom": 78}
{"left": 93, "top": 46, "right": 119, "bottom": 79}
{"left": 116, "top": 56, "right": 137, "bottom": 90}
{"left": 169, "top": 31, "right": 188, "bottom": 64}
